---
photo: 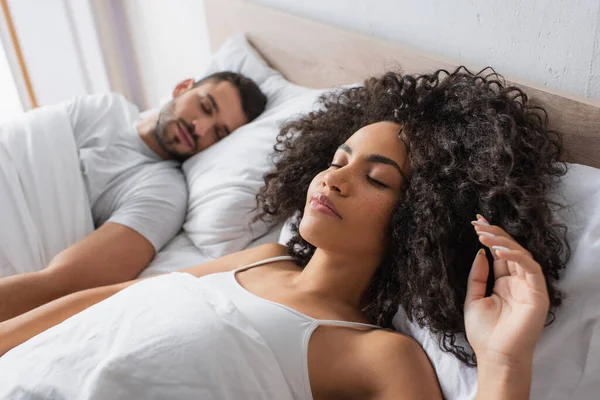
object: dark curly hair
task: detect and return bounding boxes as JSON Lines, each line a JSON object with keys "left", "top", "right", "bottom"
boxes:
{"left": 255, "top": 67, "right": 570, "bottom": 365}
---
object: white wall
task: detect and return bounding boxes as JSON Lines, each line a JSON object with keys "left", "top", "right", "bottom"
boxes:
{"left": 249, "top": 0, "right": 600, "bottom": 100}
{"left": 120, "top": 0, "right": 212, "bottom": 109}
{"left": 122, "top": 0, "right": 600, "bottom": 105}
{"left": 4, "top": 0, "right": 109, "bottom": 107}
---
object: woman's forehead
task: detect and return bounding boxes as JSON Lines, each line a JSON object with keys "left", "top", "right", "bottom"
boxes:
{"left": 344, "top": 122, "right": 407, "bottom": 162}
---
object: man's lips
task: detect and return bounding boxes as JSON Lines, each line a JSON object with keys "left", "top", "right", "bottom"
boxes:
{"left": 310, "top": 193, "right": 342, "bottom": 219}
{"left": 176, "top": 122, "right": 194, "bottom": 149}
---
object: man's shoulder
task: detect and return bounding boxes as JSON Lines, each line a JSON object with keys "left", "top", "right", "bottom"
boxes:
{"left": 105, "top": 163, "right": 187, "bottom": 251}
{"left": 142, "top": 161, "right": 185, "bottom": 181}
{"left": 132, "top": 163, "right": 187, "bottom": 200}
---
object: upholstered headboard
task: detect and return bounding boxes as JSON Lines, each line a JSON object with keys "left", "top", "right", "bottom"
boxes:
{"left": 205, "top": 0, "right": 600, "bottom": 168}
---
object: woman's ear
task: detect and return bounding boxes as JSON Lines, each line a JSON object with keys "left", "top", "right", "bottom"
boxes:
{"left": 172, "top": 78, "right": 195, "bottom": 97}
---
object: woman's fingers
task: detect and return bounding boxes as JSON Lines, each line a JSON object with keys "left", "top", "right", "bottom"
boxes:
{"left": 471, "top": 217, "right": 532, "bottom": 257}
{"left": 476, "top": 234, "right": 525, "bottom": 254}
{"left": 472, "top": 215, "right": 502, "bottom": 262}
{"left": 493, "top": 248, "right": 548, "bottom": 293}
{"left": 465, "top": 249, "right": 489, "bottom": 305}
{"left": 471, "top": 214, "right": 538, "bottom": 279}
{"left": 472, "top": 215, "right": 511, "bottom": 277}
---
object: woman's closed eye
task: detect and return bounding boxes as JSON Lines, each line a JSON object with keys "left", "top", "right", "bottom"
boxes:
{"left": 366, "top": 175, "right": 388, "bottom": 188}
{"left": 329, "top": 162, "right": 389, "bottom": 188}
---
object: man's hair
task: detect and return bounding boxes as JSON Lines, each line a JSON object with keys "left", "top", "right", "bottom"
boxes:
{"left": 194, "top": 71, "right": 267, "bottom": 123}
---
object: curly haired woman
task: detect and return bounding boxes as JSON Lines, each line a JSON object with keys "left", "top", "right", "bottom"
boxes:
{"left": 0, "top": 68, "right": 568, "bottom": 400}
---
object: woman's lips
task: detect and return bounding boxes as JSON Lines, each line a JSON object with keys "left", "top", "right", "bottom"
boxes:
{"left": 177, "top": 122, "right": 194, "bottom": 149}
{"left": 309, "top": 193, "right": 342, "bottom": 219}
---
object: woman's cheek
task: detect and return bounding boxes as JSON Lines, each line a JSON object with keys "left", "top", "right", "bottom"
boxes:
{"left": 365, "top": 197, "right": 392, "bottom": 225}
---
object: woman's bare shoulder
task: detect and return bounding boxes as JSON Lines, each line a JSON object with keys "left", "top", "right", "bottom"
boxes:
{"left": 356, "top": 328, "right": 423, "bottom": 361}
{"left": 178, "top": 243, "right": 289, "bottom": 279}
{"left": 357, "top": 329, "right": 443, "bottom": 399}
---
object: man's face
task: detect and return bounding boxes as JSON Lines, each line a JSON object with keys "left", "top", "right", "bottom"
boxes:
{"left": 155, "top": 80, "right": 247, "bottom": 161}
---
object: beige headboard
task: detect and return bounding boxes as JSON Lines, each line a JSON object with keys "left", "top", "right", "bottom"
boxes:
{"left": 205, "top": 0, "right": 600, "bottom": 168}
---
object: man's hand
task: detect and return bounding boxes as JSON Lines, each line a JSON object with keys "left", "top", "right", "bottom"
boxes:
{"left": 0, "top": 223, "right": 155, "bottom": 322}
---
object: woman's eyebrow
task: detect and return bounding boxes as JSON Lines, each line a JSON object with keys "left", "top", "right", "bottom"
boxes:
{"left": 366, "top": 154, "right": 403, "bottom": 175}
{"left": 338, "top": 143, "right": 353, "bottom": 154}
{"left": 338, "top": 144, "right": 403, "bottom": 175}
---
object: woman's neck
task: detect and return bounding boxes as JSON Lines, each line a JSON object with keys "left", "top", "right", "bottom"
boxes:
{"left": 292, "top": 248, "right": 380, "bottom": 310}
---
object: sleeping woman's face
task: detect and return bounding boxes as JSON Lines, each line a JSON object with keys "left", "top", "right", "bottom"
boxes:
{"left": 300, "top": 121, "right": 409, "bottom": 258}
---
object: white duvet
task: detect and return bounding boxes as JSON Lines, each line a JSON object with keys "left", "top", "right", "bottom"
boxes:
{"left": 0, "top": 272, "right": 294, "bottom": 400}
{"left": 0, "top": 104, "right": 93, "bottom": 278}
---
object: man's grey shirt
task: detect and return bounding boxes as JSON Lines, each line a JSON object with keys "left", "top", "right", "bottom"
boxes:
{"left": 66, "top": 93, "right": 187, "bottom": 251}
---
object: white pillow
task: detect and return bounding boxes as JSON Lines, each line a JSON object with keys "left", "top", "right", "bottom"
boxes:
{"left": 278, "top": 163, "right": 600, "bottom": 399}
{"left": 182, "top": 35, "right": 327, "bottom": 258}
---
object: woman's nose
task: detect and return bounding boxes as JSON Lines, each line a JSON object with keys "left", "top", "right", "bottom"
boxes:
{"left": 322, "top": 170, "right": 348, "bottom": 194}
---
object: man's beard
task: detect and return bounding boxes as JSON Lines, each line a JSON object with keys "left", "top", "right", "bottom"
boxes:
{"left": 155, "top": 100, "right": 194, "bottom": 162}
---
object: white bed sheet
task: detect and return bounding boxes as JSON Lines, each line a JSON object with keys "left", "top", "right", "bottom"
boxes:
{"left": 139, "top": 224, "right": 284, "bottom": 278}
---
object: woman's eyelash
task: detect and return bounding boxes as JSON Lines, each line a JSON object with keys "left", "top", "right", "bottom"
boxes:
{"left": 367, "top": 176, "right": 387, "bottom": 188}
{"left": 329, "top": 163, "right": 387, "bottom": 188}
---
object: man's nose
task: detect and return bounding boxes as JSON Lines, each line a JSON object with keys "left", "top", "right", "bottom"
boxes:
{"left": 192, "top": 117, "right": 211, "bottom": 138}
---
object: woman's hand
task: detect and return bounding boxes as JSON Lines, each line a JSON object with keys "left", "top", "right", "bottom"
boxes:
{"left": 464, "top": 214, "right": 550, "bottom": 366}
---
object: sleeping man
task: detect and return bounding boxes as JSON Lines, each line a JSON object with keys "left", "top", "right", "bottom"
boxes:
{"left": 0, "top": 71, "right": 267, "bottom": 322}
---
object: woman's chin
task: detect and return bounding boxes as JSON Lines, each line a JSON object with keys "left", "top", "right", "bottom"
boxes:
{"left": 299, "top": 217, "right": 343, "bottom": 249}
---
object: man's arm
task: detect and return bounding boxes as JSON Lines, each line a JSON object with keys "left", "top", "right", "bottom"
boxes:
{"left": 0, "top": 222, "right": 155, "bottom": 322}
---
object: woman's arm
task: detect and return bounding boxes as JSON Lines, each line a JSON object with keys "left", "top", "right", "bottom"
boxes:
{"left": 372, "top": 333, "right": 444, "bottom": 399}
{"left": 0, "top": 283, "right": 121, "bottom": 356}
{"left": 0, "top": 243, "right": 287, "bottom": 357}
{"left": 466, "top": 215, "right": 550, "bottom": 400}
{"left": 476, "top": 356, "right": 533, "bottom": 400}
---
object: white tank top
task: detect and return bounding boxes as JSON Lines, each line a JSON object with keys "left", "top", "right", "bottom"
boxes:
{"left": 202, "top": 255, "right": 382, "bottom": 400}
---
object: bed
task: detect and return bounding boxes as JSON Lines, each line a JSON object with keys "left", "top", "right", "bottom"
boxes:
{"left": 136, "top": 1, "right": 600, "bottom": 399}
{"left": 1, "top": 0, "right": 597, "bottom": 398}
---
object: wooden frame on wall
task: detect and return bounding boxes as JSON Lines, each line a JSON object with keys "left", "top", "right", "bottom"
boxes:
{"left": 0, "top": 0, "right": 37, "bottom": 109}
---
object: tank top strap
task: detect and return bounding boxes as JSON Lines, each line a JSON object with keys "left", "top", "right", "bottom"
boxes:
{"left": 315, "top": 319, "right": 382, "bottom": 331}
{"left": 232, "top": 255, "right": 295, "bottom": 274}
